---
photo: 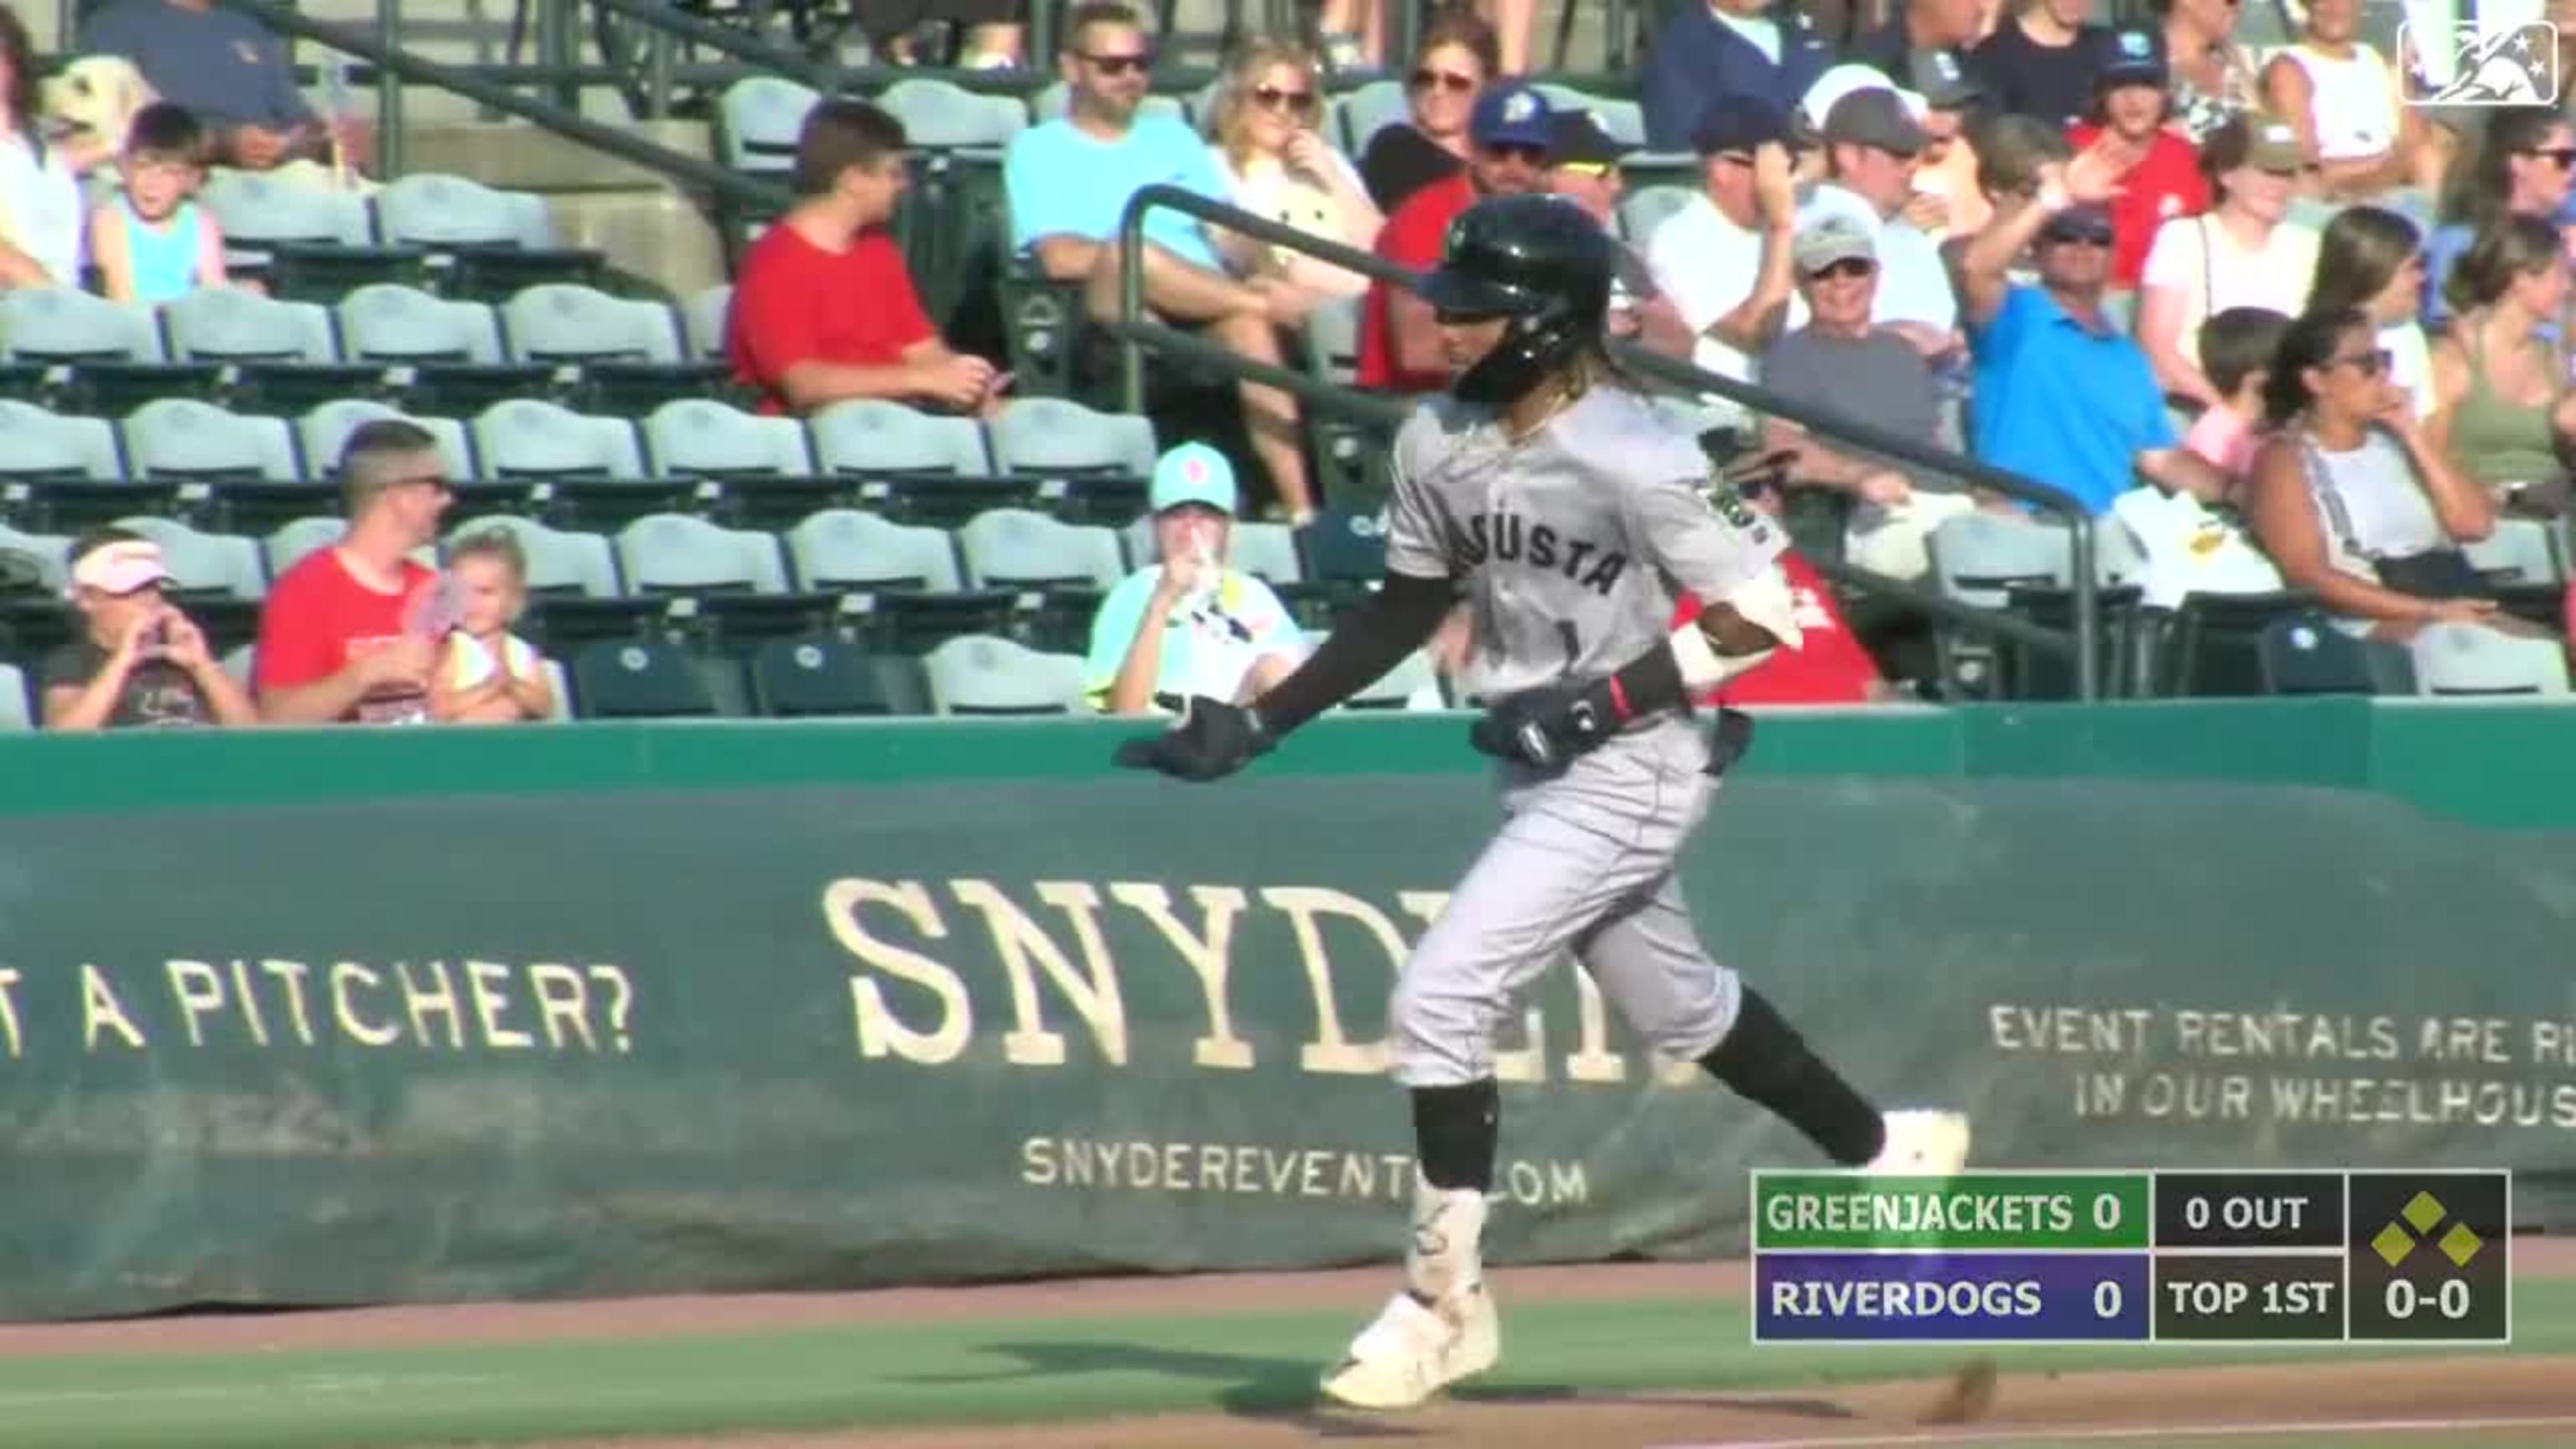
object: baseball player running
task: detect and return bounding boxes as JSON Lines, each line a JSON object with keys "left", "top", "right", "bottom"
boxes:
{"left": 1114, "top": 195, "right": 1971, "bottom": 1411}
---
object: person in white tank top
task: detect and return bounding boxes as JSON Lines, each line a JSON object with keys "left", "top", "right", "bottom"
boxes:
{"left": 2258, "top": 0, "right": 2438, "bottom": 205}
{"left": 2242, "top": 308, "right": 2506, "bottom": 641}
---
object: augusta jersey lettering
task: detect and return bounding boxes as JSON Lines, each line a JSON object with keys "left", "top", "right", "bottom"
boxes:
{"left": 1385, "top": 386, "right": 1786, "bottom": 700}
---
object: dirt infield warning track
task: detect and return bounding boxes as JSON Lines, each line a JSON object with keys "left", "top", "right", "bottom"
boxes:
{"left": 5, "top": 1244, "right": 2572, "bottom": 1447}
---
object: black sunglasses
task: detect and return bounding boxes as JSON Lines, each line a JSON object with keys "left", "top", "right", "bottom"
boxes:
{"left": 1805, "top": 257, "right": 1875, "bottom": 280}
{"left": 2329, "top": 347, "right": 2393, "bottom": 377}
{"left": 1081, "top": 49, "right": 1153, "bottom": 75}
{"left": 2043, "top": 221, "right": 2116, "bottom": 247}
{"left": 1252, "top": 83, "right": 1318, "bottom": 117}
{"left": 1479, "top": 141, "right": 1546, "bottom": 165}
{"left": 2523, "top": 146, "right": 2576, "bottom": 169}
{"left": 1410, "top": 67, "right": 1477, "bottom": 93}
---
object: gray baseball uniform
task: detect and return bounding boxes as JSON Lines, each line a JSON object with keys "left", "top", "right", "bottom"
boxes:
{"left": 1382, "top": 382, "right": 1789, "bottom": 1088}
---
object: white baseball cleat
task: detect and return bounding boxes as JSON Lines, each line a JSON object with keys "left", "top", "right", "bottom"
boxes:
{"left": 1868, "top": 1109, "right": 1972, "bottom": 1175}
{"left": 1317, "top": 1283, "right": 1501, "bottom": 1410}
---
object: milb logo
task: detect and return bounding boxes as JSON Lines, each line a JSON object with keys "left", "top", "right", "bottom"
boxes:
{"left": 2400, "top": 21, "right": 2559, "bottom": 106}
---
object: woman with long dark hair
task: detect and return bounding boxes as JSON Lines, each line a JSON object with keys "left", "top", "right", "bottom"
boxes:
{"left": 2246, "top": 307, "right": 2498, "bottom": 638}
{"left": 0, "top": 3, "right": 85, "bottom": 288}
{"left": 2305, "top": 205, "right": 2431, "bottom": 417}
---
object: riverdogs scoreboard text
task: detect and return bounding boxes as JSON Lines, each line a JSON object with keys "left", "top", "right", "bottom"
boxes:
{"left": 1752, "top": 1170, "right": 2510, "bottom": 1345}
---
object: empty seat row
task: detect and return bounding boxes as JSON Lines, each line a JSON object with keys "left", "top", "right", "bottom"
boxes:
{"left": 0, "top": 504, "right": 1354, "bottom": 608}
{"left": 0, "top": 393, "right": 1167, "bottom": 534}
{"left": 3, "top": 283, "right": 699, "bottom": 371}
{"left": 193, "top": 169, "right": 602, "bottom": 301}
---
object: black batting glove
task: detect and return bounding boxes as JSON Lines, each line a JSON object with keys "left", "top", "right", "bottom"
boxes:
{"left": 1112, "top": 697, "right": 1277, "bottom": 782}
{"left": 1468, "top": 678, "right": 1628, "bottom": 770}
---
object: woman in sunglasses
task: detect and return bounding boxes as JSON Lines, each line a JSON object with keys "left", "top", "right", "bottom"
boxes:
{"left": 2245, "top": 305, "right": 2501, "bottom": 638}
{"left": 2426, "top": 216, "right": 2576, "bottom": 520}
{"left": 1207, "top": 36, "right": 1379, "bottom": 299}
{"left": 1357, "top": 11, "right": 1497, "bottom": 213}
{"left": 2420, "top": 107, "right": 2573, "bottom": 333}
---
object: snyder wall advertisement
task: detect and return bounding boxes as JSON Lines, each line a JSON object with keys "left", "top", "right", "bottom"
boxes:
{"left": 0, "top": 771, "right": 2569, "bottom": 1317}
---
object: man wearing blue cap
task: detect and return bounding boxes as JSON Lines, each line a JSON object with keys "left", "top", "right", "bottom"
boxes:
{"left": 1085, "top": 442, "right": 1307, "bottom": 715}
{"left": 1357, "top": 80, "right": 1554, "bottom": 394}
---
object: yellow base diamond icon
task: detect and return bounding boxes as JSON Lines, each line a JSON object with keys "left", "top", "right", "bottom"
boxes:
{"left": 2440, "top": 1222, "right": 2484, "bottom": 1267}
{"left": 2402, "top": 1192, "right": 2447, "bottom": 1234}
{"left": 2372, "top": 1223, "right": 2417, "bottom": 1268}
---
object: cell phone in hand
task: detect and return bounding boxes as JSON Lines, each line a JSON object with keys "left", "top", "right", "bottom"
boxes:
{"left": 987, "top": 370, "right": 1017, "bottom": 398}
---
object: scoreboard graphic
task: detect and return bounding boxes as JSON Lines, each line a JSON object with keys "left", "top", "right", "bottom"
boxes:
{"left": 1751, "top": 1170, "right": 2510, "bottom": 1345}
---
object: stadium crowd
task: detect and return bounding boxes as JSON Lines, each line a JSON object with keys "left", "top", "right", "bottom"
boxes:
{"left": 7, "top": 0, "right": 2575, "bottom": 728}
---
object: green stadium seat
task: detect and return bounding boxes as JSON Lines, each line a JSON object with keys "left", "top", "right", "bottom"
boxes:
{"left": 614, "top": 512, "right": 790, "bottom": 595}
{"left": 750, "top": 632, "right": 905, "bottom": 716}
{"left": 373, "top": 174, "right": 605, "bottom": 301}
{"left": 714, "top": 76, "right": 819, "bottom": 262}
{"left": 882, "top": 80, "right": 1026, "bottom": 336}
{"left": 200, "top": 169, "right": 418, "bottom": 301}
{"left": 0, "top": 288, "right": 163, "bottom": 362}
{"left": 261, "top": 516, "right": 344, "bottom": 580}
{"left": 2407, "top": 622, "right": 2573, "bottom": 697}
{"left": 0, "top": 524, "right": 70, "bottom": 594}
{"left": 160, "top": 288, "right": 385, "bottom": 414}
{"left": 1331, "top": 80, "right": 1407, "bottom": 155}
{"left": 337, "top": 284, "right": 508, "bottom": 364}
{"left": 638, "top": 397, "right": 834, "bottom": 526}
{"left": 683, "top": 285, "right": 733, "bottom": 361}
{"left": 1924, "top": 512, "right": 2073, "bottom": 699}
{"left": 470, "top": 399, "right": 683, "bottom": 528}
{"left": 568, "top": 636, "right": 720, "bottom": 719}
{"left": 2257, "top": 613, "right": 2412, "bottom": 697}
{"left": 499, "top": 284, "right": 725, "bottom": 416}
{"left": 442, "top": 513, "right": 623, "bottom": 599}
{"left": 983, "top": 396, "right": 1157, "bottom": 522}
{"left": 954, "top": 505, "right": 1124, "bottom": 650}
{"left": 1294, "top": 506, "right": 1387, "bottom": 593}
{"left": 920, "top": 631, "right": 1089, "bottom": 715}
{"left": 107, "top": 515, "right": 267, "bottom": 600}
{"left": 782, "top": 506, "right": 1013, "bottom": 652}
{"left": 1299, "top": 296, "right": 1382, "bottom": 511}
{"left": 0, "top": 401, "right": 141, "bottom": 532}
{"left": 2464, "top": 517, "right": 2562, "bottom": 587}
{"left": 298, "top": 400, "right": 480, "bottom": 486}
{"left": 0, "top": 662, "right": 27, "bottom": 731}
{"left": 117, "top": 398, "right": 318, "bottom": 533}
{"left": 803, "top": 397, "right": 1027, "bottom": 526}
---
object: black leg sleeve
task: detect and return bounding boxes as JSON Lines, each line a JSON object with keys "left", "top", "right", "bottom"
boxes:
{"left": 1698, "top": 986, "right": 1886, "bottom": 1167}
{"left": 1411, "top": 1080, "right": 1500, "bottom": 1192}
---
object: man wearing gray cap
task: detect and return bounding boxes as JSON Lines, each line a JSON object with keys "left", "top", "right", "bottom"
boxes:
{"left": 1759, "top": 215, "right": 1969, "bottom": 578}
{"left": 1797, "top": 88, "right": 1959, "bottom": 361}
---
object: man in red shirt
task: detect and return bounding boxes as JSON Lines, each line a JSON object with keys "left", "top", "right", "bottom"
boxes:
{"left": 727, "top": 97, "right": 1004, "bottom": 417}
{"left": 254, "top": 419, "right": 454, "bottom": 724}
{"left": 2064, "top": 26, "right": 2208, "bottom": 291}
{"left": 1356, "top": 81, "right": 1554, "bottom": 393}
{"left": 1673, "top": 478, "right": 1886, "bottom": 707}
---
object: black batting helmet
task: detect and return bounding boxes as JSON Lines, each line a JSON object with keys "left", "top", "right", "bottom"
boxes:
{"left": 1416, "top": 194, "right": 1617, "bottom": 405}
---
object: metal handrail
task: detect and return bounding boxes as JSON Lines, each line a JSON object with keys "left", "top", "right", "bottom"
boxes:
{"left": 223, "top": 0, "right": 794, "bottom": 218}
{"left": 1112, "top": 182, "right": 2106, "bottom": 698}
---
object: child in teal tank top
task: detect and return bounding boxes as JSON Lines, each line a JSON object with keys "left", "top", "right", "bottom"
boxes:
{"left": 86, "top": 102, "right": 228, "bottom": 304}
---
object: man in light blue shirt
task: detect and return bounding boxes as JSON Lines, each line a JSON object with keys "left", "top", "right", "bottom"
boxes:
{"left": 1005, "top": 0, "right": 1319, "bottom": 520}
{"left": 1085, "top": 442, "right": 1305, "bottom": 715}
{"left": 1957, "top": 176, "right": 2227, "bottom": 517}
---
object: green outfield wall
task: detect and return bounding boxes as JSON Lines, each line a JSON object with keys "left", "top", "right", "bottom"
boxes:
{"left": 0, "top": 699, "right": 2570, "bottom": 1321}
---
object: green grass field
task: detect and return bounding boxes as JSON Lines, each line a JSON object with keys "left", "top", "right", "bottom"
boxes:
{"left": 0, "top": 1277, "right": 2568, "bottom": 1449}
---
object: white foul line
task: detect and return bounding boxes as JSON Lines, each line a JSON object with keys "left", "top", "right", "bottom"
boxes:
{"left": 1655, "top": 1413, "right": 2576, "bottom": 1449}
